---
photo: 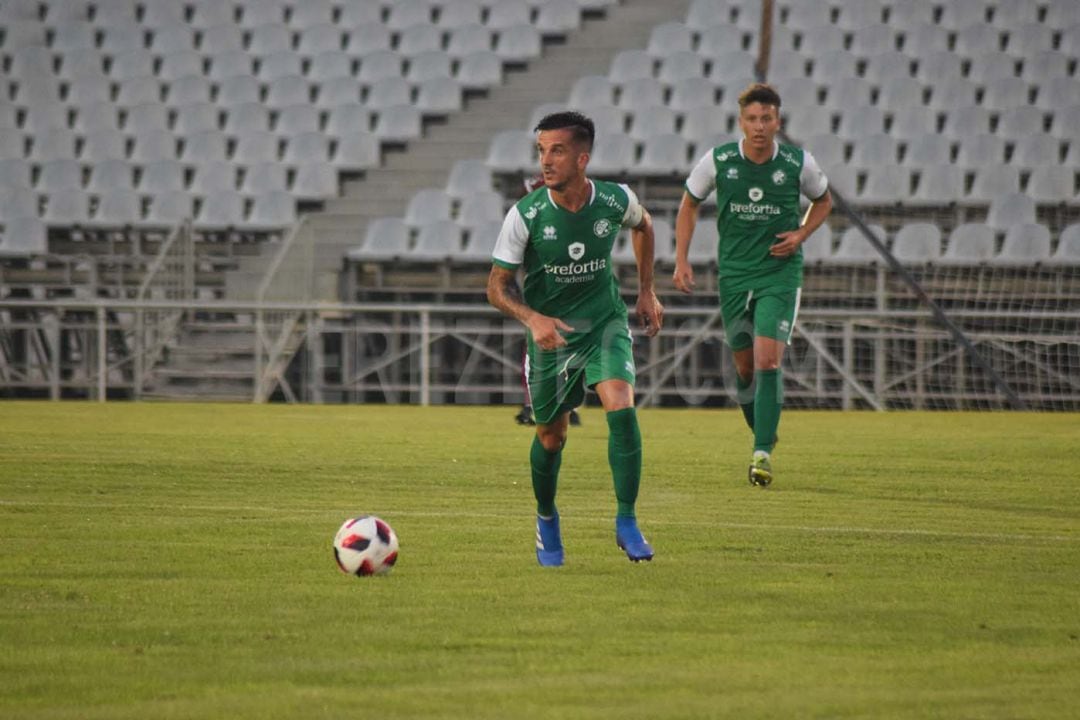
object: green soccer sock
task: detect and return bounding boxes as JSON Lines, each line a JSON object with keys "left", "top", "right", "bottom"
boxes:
{"left": 607, "top": 407, "right": 642, "bottom": 518}
{"left": 530, "top": 435, "right": 562, "bottom": 517}
{"left": 753, "top": 369, "right": 783, "bottom": 453}
{"left": 735, "top": 372, "right": 755, "bottom": 431}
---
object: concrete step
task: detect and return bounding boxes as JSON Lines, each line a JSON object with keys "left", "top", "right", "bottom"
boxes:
{"left": 157, "top": 359, "right": 253, "bottom": 377}
{"left": 174, "top": 331, "right": 253, "bottom": 352}
{"left": 140, "top": 390, "right": 255, "bottom": 402}
{"left": 142, "top": 378, "right": 254, "bottom": 401}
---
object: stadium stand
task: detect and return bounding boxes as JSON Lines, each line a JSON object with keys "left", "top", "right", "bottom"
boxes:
{"left": 1, "top": 0, "right": 1078, "bottom": 403}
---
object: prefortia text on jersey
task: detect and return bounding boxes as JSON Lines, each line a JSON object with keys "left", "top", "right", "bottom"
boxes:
{"left": 544, "top": 257, "right": 607, "bottom": 281}
{"left": 728, "top": 201, "right": 783, "bottom": 218}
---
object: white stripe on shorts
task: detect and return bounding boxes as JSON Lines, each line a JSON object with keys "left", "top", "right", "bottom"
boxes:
{"left": 788, "top": 287, "right": 803, "bottom": 345}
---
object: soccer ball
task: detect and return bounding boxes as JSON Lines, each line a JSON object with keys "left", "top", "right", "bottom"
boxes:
{"left": 333, "top": 516, "right": 399, "bottom": 576}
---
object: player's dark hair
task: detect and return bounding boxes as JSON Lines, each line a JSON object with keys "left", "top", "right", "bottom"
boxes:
{"left": 534, "top": 111, "right": 595, "bottom": 151}
{"left": 738, "top": 83, "right": 782, "bottom": 110}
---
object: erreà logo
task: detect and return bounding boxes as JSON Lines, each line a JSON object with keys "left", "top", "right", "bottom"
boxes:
{"left": 593, "top": 219, "right": 612, "bottom": 237}
{"left": 568, "top": 242, "right": 585, "bottom": 260}
{"left": 748, "top": 187, "right": 764, "bottom": 202}
{"left": 524, "top": 205, "right": 539, "bottom": 219}
{"left": 542, "top": 225, "right": 556, "bottom": 240}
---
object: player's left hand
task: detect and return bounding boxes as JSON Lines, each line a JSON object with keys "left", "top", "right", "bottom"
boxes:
{"left": 636, "top": 291, "right": 664, "bottom": 337}
{"left": 771, "top": 229, "right": 805, "bottom": 257}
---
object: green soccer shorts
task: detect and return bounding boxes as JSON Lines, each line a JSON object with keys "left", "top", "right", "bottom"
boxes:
{"left": 526, "top": 318, "right": 636, "bottom": 426}
{"left": 719, "top": 286, "right": 802, "bottom": 351}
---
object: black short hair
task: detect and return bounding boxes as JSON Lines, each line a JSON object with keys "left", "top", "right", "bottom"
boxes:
{"left": 738, "top": 82, "right": 782, "bottom": 110}
{"left": 534, "top": 111, "right": 595, "bottom": 151}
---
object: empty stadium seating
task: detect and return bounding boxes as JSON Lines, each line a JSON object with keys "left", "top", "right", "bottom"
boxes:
{"left": 1, "top": 0, "right": 1078, "bottom": 291}
{"left": 0, "top": 0, "right": 593, "bottom": 265}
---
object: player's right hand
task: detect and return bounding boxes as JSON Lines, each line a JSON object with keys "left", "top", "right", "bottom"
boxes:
{"left": 528, "top": 315, "right": 574, "bottom": 350}
{"left": 672, "top": 261, "right": 695, "bottom": 294}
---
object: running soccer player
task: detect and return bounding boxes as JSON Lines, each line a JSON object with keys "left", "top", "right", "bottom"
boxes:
{"left": 673, "top": 83, "right": 833, "bottom": 487}
{"left": 487, "top": 111, "right": 664, "bottom": 565}
{"left": 514, "top": 176, "right": 580, "bottom": 429}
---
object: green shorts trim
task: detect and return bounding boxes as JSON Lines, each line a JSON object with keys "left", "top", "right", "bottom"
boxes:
{"left": 719, "top": 286, "right": 802, "bottom": 351}
{"left": 526, "top": 318, "right": 636, "bottom": 425}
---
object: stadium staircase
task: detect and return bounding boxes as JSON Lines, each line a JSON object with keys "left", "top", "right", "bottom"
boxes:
{"left": 144, "top": 0, "right": 689, "bottom": 401}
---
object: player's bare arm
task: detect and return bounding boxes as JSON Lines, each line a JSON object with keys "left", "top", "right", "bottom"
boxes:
{"left": 630, "top": 208, "right": 664, "bottom": 336}
{"left": 672, "top": 192, "right": 700, "bottom": 294}
{"left": 771, "top": 189, "right": 834, "bottom": 258}
{"left": 486, "top": 264, "right": 573, "bottom": 350}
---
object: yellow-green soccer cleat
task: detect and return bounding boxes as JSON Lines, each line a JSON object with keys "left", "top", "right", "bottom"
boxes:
{"left": 748, "top": 450, "right": 772, "bottom": 487}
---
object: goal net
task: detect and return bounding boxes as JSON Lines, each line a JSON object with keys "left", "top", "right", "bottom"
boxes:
{"left": 791, "top": 188, "right": 1080, "bottom": 411}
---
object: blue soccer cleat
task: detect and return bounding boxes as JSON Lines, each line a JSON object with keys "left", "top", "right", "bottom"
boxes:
{"left": 535, "top": 513, "right": 564, "bottom": 567}
{"left": 615, "top": 516, "right": 654, "bottom": 562}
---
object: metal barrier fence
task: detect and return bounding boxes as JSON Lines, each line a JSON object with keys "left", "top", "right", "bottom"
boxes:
{"left": 2, "top": 298, "right": 1077, "bottom": 410}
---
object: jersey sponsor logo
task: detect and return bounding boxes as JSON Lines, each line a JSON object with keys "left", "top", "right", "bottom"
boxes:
{"left": 779, "top": 149, "right": 800, "bottom": 167}
{"left": 568, "top": 242, "right": 585, "bottom": 260}
{"left": 596, "top": 190, "right": 626, "bottom": 213}
{"left": 729, "top": 186, "right": 783, "bottom": 220}
{"left": 542, "top": 225, "right": 557, "bottom": 241}
{"left": 542, "top": 257, "right": 607, "bottom": 283}
{"left": 772, "top": 169, "right": 786, "bottom": 185}
{"left": 593, "top": 218, "right": 612, "bottom": 237}
{"left": 520, "top": 199, "right": 540, "bottom": 220}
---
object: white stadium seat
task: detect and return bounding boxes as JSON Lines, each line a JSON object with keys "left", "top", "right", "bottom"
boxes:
{"left": 891, "top": 223, "right": 942, "bottom": 264}
{"left": 941, "top": 223, "right": 996, "bottom": 264}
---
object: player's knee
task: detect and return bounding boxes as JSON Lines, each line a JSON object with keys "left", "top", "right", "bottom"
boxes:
{"left": 536, "top": 427, "right": 566, "bottom": 452}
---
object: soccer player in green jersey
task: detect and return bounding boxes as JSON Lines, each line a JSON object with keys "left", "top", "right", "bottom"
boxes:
{"left": 673, "top": 83, "right": 833, "bottom": 487}
{"left": 487, "top": 111, "right": 665, "bottom": 565}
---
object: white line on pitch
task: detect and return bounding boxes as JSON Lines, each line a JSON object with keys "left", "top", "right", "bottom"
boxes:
{"left": 1, "top": 500, "right": 1074, "bottom": 544}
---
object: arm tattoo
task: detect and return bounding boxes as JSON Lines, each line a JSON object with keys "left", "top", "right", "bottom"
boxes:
{"left": 487, "top": 268, "right": 533, "bottom": 325}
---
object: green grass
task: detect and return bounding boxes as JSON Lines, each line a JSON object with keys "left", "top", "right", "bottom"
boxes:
{"left": 1, "top": 402, "right": 1078, "bottom": 719}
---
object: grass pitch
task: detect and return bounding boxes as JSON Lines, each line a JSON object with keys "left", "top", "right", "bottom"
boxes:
{"left": 1, "top": 402, "right": 1078, "bottom": 719}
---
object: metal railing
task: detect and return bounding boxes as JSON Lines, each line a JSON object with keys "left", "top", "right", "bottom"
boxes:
{"left": 2, "top": 298, "right": 1077, "bottom": 410}
{"left": 254, "top": 216, "right": 315, "bottom": 402}
{"left": 132, "top": 220, "right": 194, "bottom": 396}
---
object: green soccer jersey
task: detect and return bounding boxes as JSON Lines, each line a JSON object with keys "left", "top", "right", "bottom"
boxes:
{"left": 492, "top": 179, "right": 644, "bottom": 343}
{"left": 685, "top": 139, "right": 829, "bottom": 292}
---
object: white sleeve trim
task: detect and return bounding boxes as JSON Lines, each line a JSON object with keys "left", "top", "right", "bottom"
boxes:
{"left": 685, "top": 150, "right": 716, "bottom": 200}
{"left": 619, "top": 183, "right": 645, "bottom": 228}
{"left": 800, "top": 150, "right": 829, "bottom": 200}
{"left": 492, "top": 205, "right": 528, "bottom": 266}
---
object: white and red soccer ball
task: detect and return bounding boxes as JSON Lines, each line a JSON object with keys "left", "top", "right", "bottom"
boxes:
{"left": 333, "top": 516, "right": 399, "bottom": 576}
